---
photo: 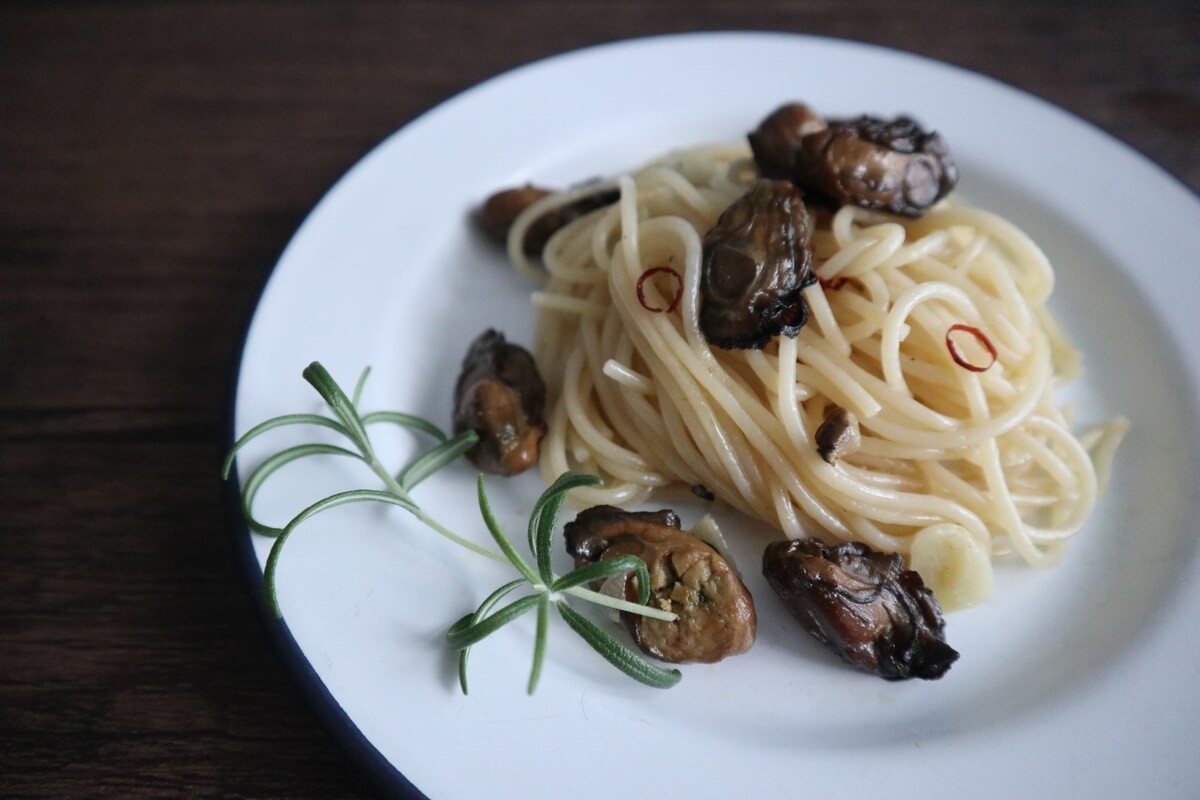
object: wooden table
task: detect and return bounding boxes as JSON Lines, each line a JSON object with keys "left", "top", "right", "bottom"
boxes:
{"left": 3, "top": 2, "right": 1197, "bottom": 797}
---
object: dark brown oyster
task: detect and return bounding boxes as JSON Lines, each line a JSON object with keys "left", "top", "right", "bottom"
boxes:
{"left": 795, "top": 115, "right": 957, "bottom": 217}
{"left": 476, "top": 184, "right": 619, "bottom": 255}
{"left": 452, "top": 330, "right": 547, "bottom": 476}
{"left": 476, "top": 185, "right": 556, "bottom": 254}
{"left": 748, "top": 102, "right": 828, "bottom": 180}
{"left": 699, "top": 179, "right": 817, "bottom": 350}
{"left": 815, "top": 405, "right": 861, "bottom": 465}
{"left": 565, "top": 505, "right": 756, "bottom": 664}
{"left": 762, "top": 538, "right": 958, "bottom": 680}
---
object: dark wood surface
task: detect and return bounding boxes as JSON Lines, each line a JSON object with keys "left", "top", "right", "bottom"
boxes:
{"left": 2, "top": 2, "right": 1197, "bottom": 797}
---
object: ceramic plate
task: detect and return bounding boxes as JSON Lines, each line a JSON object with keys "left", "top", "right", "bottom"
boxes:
{"left": 229, "top": 32, "right": 1200, "bottom": 799}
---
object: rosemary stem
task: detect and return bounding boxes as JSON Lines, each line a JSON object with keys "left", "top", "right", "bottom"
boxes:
{"left": 367, "top": 456, "right": 507, "bottom": 565}
{"left": 413, "top": 508, "right": 509, "bottom": 564}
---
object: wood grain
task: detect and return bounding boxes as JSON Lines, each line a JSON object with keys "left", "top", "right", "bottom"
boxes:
{"left": 2, "top": 2, "right": 1196, "bottom": 797}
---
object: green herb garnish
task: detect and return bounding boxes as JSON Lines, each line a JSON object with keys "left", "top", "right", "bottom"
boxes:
{"left": 222, "top": 362, "right": 681, "bottom": 694}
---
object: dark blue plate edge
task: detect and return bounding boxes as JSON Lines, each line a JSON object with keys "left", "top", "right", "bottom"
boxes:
{"left": 217, "top": 30, "right": 1200, "bottom": 800}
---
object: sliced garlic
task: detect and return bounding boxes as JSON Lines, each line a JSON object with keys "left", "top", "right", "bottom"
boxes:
{"left": 690, "top": 513, "right": 740, "bottom": 577}
{"left": 909, "top": 523, "right": 993, "bottom": 612}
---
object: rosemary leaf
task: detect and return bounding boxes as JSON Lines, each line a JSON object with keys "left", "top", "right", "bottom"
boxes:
{"left": 556, "top": 601, "right": 681, "bottom": 689}
{"left": 563, "top": 586, "right": 676, "bottom": 621}
{"left": 399, "top": 430, "right": 479, "bottom": 491}
{"left": 453, "top": 578, "right": 525, "bottom": 695}
{"left": 265, "top": 489, "right": 419, "bottom": 618}
{"left": 476, "top": 476, "right": 538, "bottom": 584}
{"left": 222, "top": 413, "right": 352, "bottom": 479}
{"left": 241, "top": 443, "right": 363, "bottom": 536}
{"left": 351, "top": 366, "right": 372, "bottom": 408}
{"left": 528, "top": 595, "right": 550, "bottom": 695}
{"left": 527, "top": 472, "right": 601, "bottom": 582}
{"left": 361, "top": 410, "right": 447, "bottom": 443}
{"left": 447, "top": 612, "right": 474, "bottom": 636}
{"left": 446, "top": 594, "right": 540, "bottom": 650}
{"left": 303, "top": 362, "right": 374, "bottom": 457}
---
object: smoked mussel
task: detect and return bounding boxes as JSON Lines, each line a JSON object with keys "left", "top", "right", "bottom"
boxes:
{"left": 565, "top": 505, "right": 756, "bottom": 664}
{"left": 699, "top": 179, "right": 817, "bottom": 350}
{"left": 452, "top": 330, "right": 547, "bottom": 476}
{"left": 762, "top": 538, "right": 958, "bottom": 680}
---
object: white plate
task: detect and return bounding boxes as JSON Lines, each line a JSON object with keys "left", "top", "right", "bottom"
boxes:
{"left": 231, "top": 32, "right": 1200, "bottom": 799}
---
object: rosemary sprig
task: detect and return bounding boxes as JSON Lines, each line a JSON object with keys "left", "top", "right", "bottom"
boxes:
{"left": 224, "top": 362, "right": 681, "bottom": 694}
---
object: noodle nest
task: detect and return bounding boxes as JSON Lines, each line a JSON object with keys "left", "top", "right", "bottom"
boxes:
{"left": 509, "top": 144, "right": 1125, "bottom": 606}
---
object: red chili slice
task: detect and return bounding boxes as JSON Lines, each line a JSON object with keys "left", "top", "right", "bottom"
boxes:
{"left": 945, "top": 323, "right": 997, "bottom": 372}
{"left": 637, "top": 266, "right": 684, "bottom": 313}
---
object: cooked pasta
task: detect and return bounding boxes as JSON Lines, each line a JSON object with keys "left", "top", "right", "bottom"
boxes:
{"left": 508, "top": 143, "right": 1126, "bottom": 606}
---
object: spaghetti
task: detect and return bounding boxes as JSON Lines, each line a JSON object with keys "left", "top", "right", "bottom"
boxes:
{"left": 508, "top": 143, "right": 1126, "bottom": 607}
